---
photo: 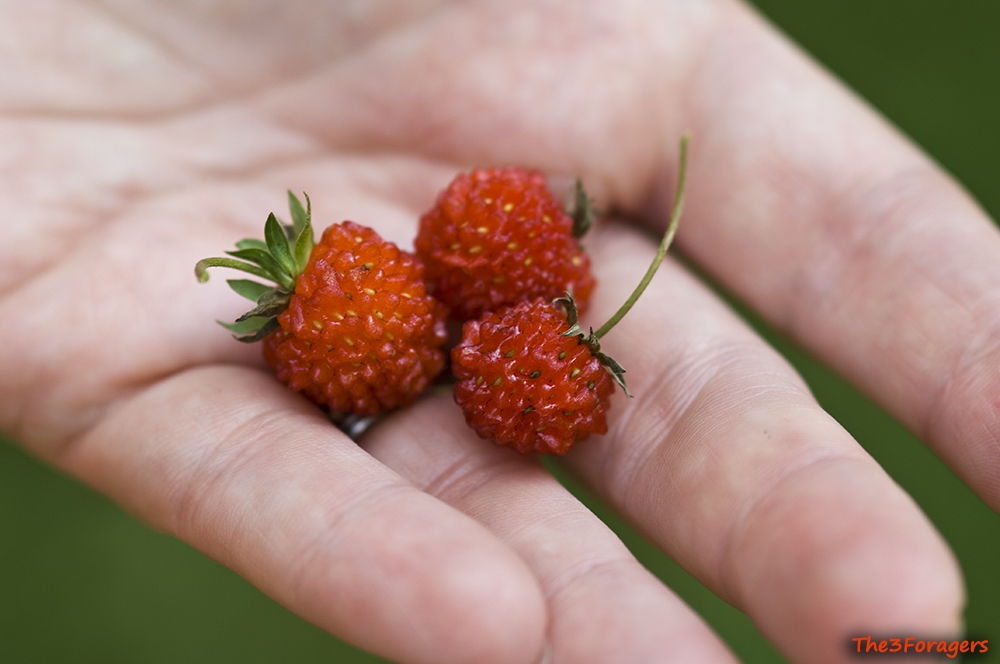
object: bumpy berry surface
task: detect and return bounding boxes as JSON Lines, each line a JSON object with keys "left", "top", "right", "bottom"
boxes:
{"left": 262, "top": 221, "right": 447, "bottom": 416}
{"left": 415, "top": 167, "right": 595, "bottom": 321}
{"left": 451, "top": 298, "right": 616, "bottom": 455}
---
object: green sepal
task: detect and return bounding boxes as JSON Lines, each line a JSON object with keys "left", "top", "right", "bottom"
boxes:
{"left": 568, "top": 179, "right": 594, "bottom": 239}
{"left": 229, "top": 317, "right": 281, "bottom": 343}
{"left": 289, "top": 192, "right": 315, "bottom": 274}
{"left": 226, "top": 279, "right": 273, "bottom": 302}
{"left": 288, "top": 191, "right": 310, "bottom": 237}
{"left": 294, "top": 225, "right": 314, "bottom": 274}
{"left": 217, "top": 316, "right": 273, "bottom": 335}
{"left": 234, "top": 289, "right": 292, "bottom": 323}
{"left": 595, "top": 350, "right": 630, "bottom": 398}
{"left": 235, "top": 238, "right": 269, "bottom": 252}
{"left": 554, "top": 293, "right": 584, "bottom": 338}
{"left": 225, "top": 248, "right": 294, "bottom": 290}
{"left": 264, "top": 212, "right": 296, "bottom": 278}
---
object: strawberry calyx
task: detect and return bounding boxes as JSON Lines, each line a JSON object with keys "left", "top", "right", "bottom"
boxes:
{"left": 556, "top": 134, "right": 690, "bottom": 399}
{"left": 195, "top": 191, "right": 315, "bottom": 342}
{"left": 554, "top": 292, "right": 632, "bottom": 397}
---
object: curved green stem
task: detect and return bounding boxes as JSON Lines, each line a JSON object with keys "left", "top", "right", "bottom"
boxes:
{"left": 594, "top": 134, "right": 689, "bottom": 339}
{"left": 194, "top": 257, "right": 276, "bottom": 284}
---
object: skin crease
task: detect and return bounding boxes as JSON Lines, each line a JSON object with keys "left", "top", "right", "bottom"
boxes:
{"left": 0, "top": 0, "right": 997, "bottom": 662}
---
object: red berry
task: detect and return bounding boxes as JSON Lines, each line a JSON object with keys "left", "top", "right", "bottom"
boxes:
{"left": 197, "top": 194, "right": 447, "bottom": 416}
{"left": 264, "top": 222, "right": 447, "bottom": 415}
{"left": 450, "top": 135, "right": 691, "bottom": 454}
{"left": 415, "top": 167, "right": 595, "bottom": 320}
{"left": 451, "top": 297, "right": 616, "bottom": 455}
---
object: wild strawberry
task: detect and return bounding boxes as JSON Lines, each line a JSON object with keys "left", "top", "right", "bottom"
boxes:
{"left": 415, "top": 166, "right": 596, "bottom": 320}
{"left": 196, "top": 193, "right": 448, "bottom": 416}
{"left": 452, "top": 296, "right": 616, "bottom": 454}
{"left": 451, "top": 137, "right": 689, "bottom": 454}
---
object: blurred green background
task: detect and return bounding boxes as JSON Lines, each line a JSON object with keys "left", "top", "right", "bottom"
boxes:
{"left": 2, "top": 2, "right": 998, "bottom": 662}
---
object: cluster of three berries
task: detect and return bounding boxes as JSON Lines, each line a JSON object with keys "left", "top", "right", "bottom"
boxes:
{"left": 198, "top": 141, "right": 687, "bottom": 454}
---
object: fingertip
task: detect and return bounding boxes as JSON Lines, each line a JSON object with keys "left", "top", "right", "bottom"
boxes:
{"left": 301, "top": 489, "right": 548, "bottom": 664}
{"left": 423, "top": 527, "right": 550, "bottom": 664}
{"left": 729, "top": 456, "right": 964, "bottom": 663}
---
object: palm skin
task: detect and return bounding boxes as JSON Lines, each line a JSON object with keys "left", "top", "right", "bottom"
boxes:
{"left": 2, "top": 1, "right": 998, "bottom": 663}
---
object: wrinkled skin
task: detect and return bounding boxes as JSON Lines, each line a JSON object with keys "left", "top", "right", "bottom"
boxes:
{"left": 2, "top": 2, "right": 998, "bottom": 663}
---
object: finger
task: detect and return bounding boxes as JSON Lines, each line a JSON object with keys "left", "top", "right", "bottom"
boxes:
{"left": 564, "top": 223, "right": 963, "bottom": 664}
{"left": 362, "top": 394, "right": 739, "bottom": 664}
{"left": 662, "top": 1, "right": 1000, "bottom": 513}
{"left": 57, "top": 366, "right": 546, "bottom": 664}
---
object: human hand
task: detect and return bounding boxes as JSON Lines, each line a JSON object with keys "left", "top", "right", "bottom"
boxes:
{"left": 2, "top": 2, "right": 997, "bottom": 663}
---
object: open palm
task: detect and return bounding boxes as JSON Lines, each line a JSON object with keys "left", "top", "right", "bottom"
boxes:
{"left": 4, "top": 2, "right": 998, "bottom": 663}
